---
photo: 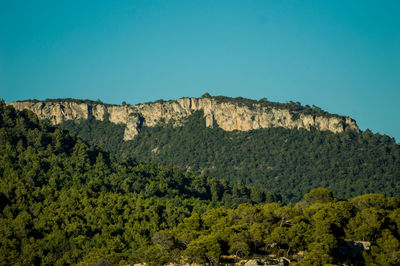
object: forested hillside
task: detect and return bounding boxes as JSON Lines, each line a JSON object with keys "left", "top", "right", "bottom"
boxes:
{"left": 155, "top": 189, "right": 400, "bottom": 265}
{"left": 1, "top": 101, "right": 400, "bottom": 265}
{"left": 62, "top": 110, "right": 400, "bottom": 203}
{"left": 0, "top": 101, "right": 269, "bottom": 265}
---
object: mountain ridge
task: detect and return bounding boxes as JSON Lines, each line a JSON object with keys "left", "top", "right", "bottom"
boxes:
{"left": 2, "top": 100, "right": 400, "bottom": 265}
{"left": 9, "top": 95, "right": 360, "bottom": 141}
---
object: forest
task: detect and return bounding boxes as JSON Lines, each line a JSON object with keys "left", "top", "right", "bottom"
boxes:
{"left": 62, "top": 109, "right": 400, "bottom": 203}
{"left": 1, "top": 101, "right": 400, "bottom": 265}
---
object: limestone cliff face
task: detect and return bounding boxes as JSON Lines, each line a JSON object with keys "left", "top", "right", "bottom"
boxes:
{"left": 8, "top": 97, "right": 359, "bottom": 140}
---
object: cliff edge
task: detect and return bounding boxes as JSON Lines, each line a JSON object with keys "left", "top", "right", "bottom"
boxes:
{"left": 8, "top": 96, "right": 359, "bottom": 140}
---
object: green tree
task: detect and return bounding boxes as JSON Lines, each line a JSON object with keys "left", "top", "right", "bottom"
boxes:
{"left": 184, "top": 235, "right": 221, "bottom": 264}
{"left": 345, "top": 208, "right": 386, "bottom": 241}
{"left": 300, "top": 233, "right": 337, "bottom": 265}
{"left": 304, "top": 188, "right": 334, "bottom": 205}
{"left": 364, "top": 230, "right": 400, "bottom": 265}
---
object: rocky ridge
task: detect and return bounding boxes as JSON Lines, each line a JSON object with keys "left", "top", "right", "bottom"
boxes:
{"left": 8, "top": 97, "right": 359, "bottom": 140}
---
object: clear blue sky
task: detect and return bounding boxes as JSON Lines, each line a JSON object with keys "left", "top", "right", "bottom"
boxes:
{"left": 1, "top": 1, "right": 399, "bottom": 141}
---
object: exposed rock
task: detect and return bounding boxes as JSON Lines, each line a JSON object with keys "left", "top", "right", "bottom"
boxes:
{"left": 8, "top": 97, "right": 359, "bottom": 140}
{"left": 124, "top": 113, "right": 144, "bottom": 141}
{"left": 244, "top": 259, "right": 263, "bottom": 266}
{"left": 354, "top": 240, "right": 371, "bottom": 251}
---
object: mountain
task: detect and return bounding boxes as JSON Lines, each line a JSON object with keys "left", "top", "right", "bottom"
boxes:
{"left": 8, "top": 96, "right": 400, "bottom": 202}
{"left": 9, "top": 95, "right": 359, "bottom": 141}
{"left": 2, "top": 100, "right": 400, "bottom": 265}
{"left": 0, "top": 100, "right": 269, "bottom": 265}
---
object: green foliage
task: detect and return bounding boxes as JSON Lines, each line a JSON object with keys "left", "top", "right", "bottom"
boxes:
{"left": 61, "top": 110, "right": 400, "bottom": 203}
{"left": 184, "top": 235, "right": 221, "bottom": 264}
{"left": 305, "top": 187, "right": 335, "bottom": 205}
{"left": 2, "top": 101, "right": 400, "bottom": 265}
{"left": 300, "top": 233, "right": 337, "bottom": 265}
{"left": 155, "top": 189, "right": 400, "bottom": 265}
{"left": 210, "top": 95, "right": 341, "bottom": 118}
{"left": 364, "top": 230, "right": 400, "bottom": 265}
{"left": 352, "top": 194, "right": 399, "bottom": 210}
{"left": 0, "top": 101, "right": 263, "bottom": 265}
{"left": 39, "top": 98, "right": 110, "bottom": 105}
{"left": 345, "top": 208, "right": 387, "bottom": 242}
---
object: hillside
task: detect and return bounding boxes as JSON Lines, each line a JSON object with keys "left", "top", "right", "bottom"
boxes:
{"left": 9, "top": 96, "right": 399, "bottom": 203}
{"left": 2, "top": 101, "right": 400, "bottom": 265}
{"left": 9, "top": 95, "right": 359, "bottom": 141}
{"left": 0, "top": 100, "right": 268, "bottom": 264}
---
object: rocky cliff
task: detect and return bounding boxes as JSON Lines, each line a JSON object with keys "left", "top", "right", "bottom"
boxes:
{"left": 8, "top": 97, "right": 359, "bottom": 140}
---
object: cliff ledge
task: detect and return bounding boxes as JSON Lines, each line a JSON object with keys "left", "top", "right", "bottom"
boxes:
{"left": 8, "top": 97, "right": 359, "bottom": 140}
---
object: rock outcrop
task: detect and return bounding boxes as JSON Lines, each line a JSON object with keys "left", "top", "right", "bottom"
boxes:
{"left": 8, "top": 97, "right": 359, "bottom": 140}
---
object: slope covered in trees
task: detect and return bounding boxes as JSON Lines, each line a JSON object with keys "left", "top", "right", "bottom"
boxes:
{"left": 0, "top": 101, "right": 269, "bottom": 265}
{"left": 151, "top": 189, "right": 400, "bottom": 265}
{"left": 62, "top": 110, "right": 400, "bottom": 203}
{"left": 1, "top": 101, "right": 400, "bottom": 265}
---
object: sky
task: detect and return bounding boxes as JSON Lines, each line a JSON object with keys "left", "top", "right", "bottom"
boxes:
{"left": 1, "top": 0, "right": 399, "bottom": 141}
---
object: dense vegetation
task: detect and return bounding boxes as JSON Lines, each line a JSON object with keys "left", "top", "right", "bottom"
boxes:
{"left": 0, "top": 101, "right": 269, "bottom": 265}
{"left": 2, "top": 101, "right": 400, "bottom": 265}
{"left": 62, "top": 110, "right": 400, "bottom": 203}
{"left": 16, "top": 98, "right": 111, "bottom": 106}
{"left": 152, "top": 189, "right": 400, "bottom": 265}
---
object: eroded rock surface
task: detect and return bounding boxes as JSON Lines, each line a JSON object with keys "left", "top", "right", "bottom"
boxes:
{"left": 8, "top": 97, "right": 359, "bottom": 140}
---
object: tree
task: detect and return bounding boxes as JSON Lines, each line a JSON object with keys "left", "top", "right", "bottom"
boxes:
{"left": 345, "top": 208, "right": 385, "bottom": 241}
{"left": 184, "top": 235, "right": 221, "bottom": 264}
{"left": 304, "top": 188, "right": 334, "bottom": 205}
{"left": 364, "top": 230, "right": 400, "bottom": 265}
{"left": 300, "top": 233, "right": 337, "bottom": 265}
{"left": 352, "top": 194, "right": 399, "bottom": 210}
